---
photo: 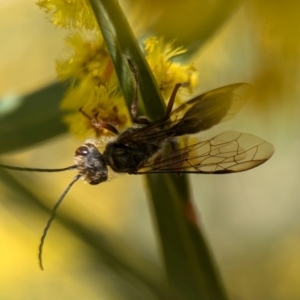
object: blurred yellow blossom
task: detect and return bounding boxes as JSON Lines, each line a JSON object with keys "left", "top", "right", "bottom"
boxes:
{"left": 58, "top": 34, "right": 198, "bottom": 139}
{"left": 62, "top": 83, "right": 129, "bottom": 139}
{"left": 144, "top": 37, "right": 198, "bottom": 101}
{"left": 36, "top": 2, "right": 198, "bottom": 140}
{"left": 56, "top": 32, "right": 116, "bottom": 86}
{"left": 58, "top": 32, "right": 128, "bottom": 139}
{"left": 36, "top": 0, "right": 96, "bottom": 29}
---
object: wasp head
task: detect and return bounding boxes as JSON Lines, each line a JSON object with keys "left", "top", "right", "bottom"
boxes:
{"left": 74, "top": 143, "right": 108, "bottom": 185}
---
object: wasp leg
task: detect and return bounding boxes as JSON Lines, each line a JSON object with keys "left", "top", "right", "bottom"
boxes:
{"left": 165, "top": 83, "right": 182, "bottom": 117}
{"left": 127, "top": 58, "right": 181, "bottom": 122}
{"left": 127, "top": 58, "right": 152, "bottom": 126}
{"left": 127, "top": 58, "right": 140, "bottom": 120}
{"left": 79, "top": 108, "right": 119, "bottom": 135}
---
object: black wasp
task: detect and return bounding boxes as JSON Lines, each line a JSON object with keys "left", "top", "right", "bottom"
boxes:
{"left": 0, "top": 79, "right": 274, "bottom": 270}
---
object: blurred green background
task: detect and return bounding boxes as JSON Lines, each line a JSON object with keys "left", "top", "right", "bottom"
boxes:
{"left": 1, "top": 0, "right": 300, "bottom": 299}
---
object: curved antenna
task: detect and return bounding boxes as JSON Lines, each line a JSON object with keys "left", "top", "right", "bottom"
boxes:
{"left": 38, "top": 174, "right": 82, "bottom": 270}
{"left": 0, "top": 163, "right": 77, "bottom": 172}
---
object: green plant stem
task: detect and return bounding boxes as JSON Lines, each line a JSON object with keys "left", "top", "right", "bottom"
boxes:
{"left": 89, "top": 1, "right": 229, "bottom": 299}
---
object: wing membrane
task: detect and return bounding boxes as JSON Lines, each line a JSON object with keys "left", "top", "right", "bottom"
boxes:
{"left": 120, "top": 83, "right": 252, "bottom": 144}
{"left": 171, "top": 83, "right": 252, "bottom": 135}
{"left": 136, "top": 131, "right": 274, "bottom": 174}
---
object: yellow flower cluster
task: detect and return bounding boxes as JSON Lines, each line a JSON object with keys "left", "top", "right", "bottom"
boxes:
{"left": 57, "top": 32, "right": 129, "bottom": 138}
{"left": 145, "top": 37, "right": 198, "bottom": 102}
{"left": 56, "top": 33, "right": 111, "bottom": 83}
{"left": 62, "top": 83, "right": 128, "bottom": 139}
{"left": 36, "top": 1, "right": 198, "bottom": 139}
{"left": 37, "top": 0, "right": 96, "bottom": 29}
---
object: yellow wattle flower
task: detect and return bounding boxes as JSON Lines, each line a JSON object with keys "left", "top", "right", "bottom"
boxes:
{"left": 36, "top": 1, "right": 199, "bottom": 140}
{"left": 36, "top": 0, "right": 96, "bottom": 29}
{"left": 144, "top": 37, "right": 198, "bottom": 102}
{"left": 56, "top": 32, "right": 115, "bottom": 86}
{"left": 62, "top": 84, "right": 129, "bottom": 139}
{"left": 57, "top": 35, "right": 198, "bottom": 139}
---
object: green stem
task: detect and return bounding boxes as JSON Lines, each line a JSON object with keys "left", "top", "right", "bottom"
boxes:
{"left": 89, "top": 1, "right": 229, "bottom": 299}
{"left": 89, "top": 0, "right": 165, "bottom": 119}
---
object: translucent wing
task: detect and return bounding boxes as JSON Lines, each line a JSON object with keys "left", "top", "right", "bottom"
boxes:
{"left": 136, "top": 131, "right": 274, "bottom": 174}
{"left": 119, "top": 83, "right": 252, "bottom": 144}
{"left": 170, "top": 83, "right": 252, "bottom": 135}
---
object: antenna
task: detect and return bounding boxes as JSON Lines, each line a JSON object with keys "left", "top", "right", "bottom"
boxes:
{"left": 38, "top": 174, "right": 82, "bottom": 270}
{"left": 0, "top": 162, "right": 80, "bottom": 270}
{"left": 0, "top": 163, "right": 77, "bottom": 172}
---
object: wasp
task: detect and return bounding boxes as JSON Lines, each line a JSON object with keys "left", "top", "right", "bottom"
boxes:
{"left": 0, "top": 76, "right": 274, "bottom": 270}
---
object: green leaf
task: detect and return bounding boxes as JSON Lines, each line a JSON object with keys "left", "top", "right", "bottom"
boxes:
{"left": 0, "top": 82, "right": 68, "bottom": 154}
{"left": 89, "top": 0, "right": 165, "bottom": 120}
{"left": 89, "top": 1, "right": 229, "bottom": 299}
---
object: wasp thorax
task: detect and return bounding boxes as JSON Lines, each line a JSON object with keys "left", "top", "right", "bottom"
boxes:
{"left": 74, "top": 143, "right": 108, "bottom": 185}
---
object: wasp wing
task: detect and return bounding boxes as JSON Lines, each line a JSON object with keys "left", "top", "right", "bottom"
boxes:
{"left": 170, "top": 83, "right": 252, "bottom": 135}
{"left": 119, "top": 83, "right": 252, "bottom": 144}
{"left": 136, "top": 131, "right": 274, "bottom": 174}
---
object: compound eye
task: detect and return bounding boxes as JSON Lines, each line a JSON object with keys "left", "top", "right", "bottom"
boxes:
{"left": 75, "top": 146, "right": 89, "bottom": 156}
